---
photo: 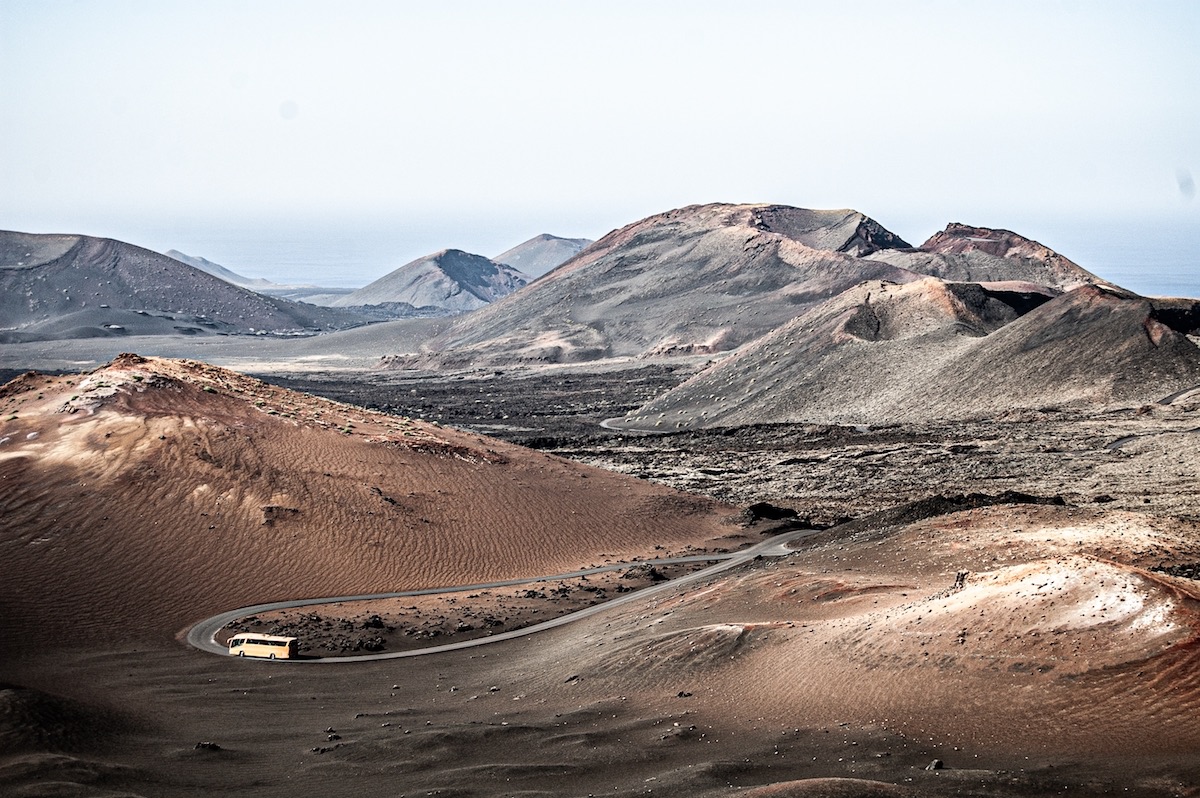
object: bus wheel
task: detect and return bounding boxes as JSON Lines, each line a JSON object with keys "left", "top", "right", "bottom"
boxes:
{"left": 270, "top": 653, "right": 276, "bottom": 660}
{"left": 238, "top": 651, "right": 245, "bottom": 657}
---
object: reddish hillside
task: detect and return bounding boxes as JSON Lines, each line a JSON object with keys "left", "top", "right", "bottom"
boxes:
{"left": 867, "top": 222, "right": 1109, "bottom": 291}
{"left": 409, "top": 204, "right": 917, "bottom": 366}
{"left": 0, "top": 354, "right": 737, "bottom": 659}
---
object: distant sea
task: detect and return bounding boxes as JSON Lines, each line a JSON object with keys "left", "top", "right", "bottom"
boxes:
{"left": 150, "top": 214, "right": 1199, "bottom": 298}
{"left": 1029, "top": 217, "right": 1200, "bottom": 299}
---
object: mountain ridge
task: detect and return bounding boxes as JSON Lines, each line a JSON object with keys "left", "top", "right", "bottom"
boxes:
{"left": 403, "top": 202, "right": 1107, "bottom": 368}
{"left": 0, "top": 230, "right": 367, "bottom": 340}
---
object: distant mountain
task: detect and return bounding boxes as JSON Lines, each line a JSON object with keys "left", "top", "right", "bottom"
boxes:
{"left": 493, "top": 234, "right": 593, "bottom": 278}
{"left": 165, "top": 249, "right": 275, "bottom": 290}
{"left": 608, "top": 280, "right": 1200, "bottom": 429}
{"left": 406, "top": 203, "right": 1117, "bottom": 368}
{"left": 331, "top": 249, "right": 530, "bottom": 313}
{"left": 165, "top": 249, "right": 355, "bottom": 306}
{"left": 409, "top": 204, "right": 928, "bottom": 367}
{"left": 0, "top": 231, "right": 367, "bottom": 342}
{"left": 865, "top": 223, "right": 1109, "bottom": 291}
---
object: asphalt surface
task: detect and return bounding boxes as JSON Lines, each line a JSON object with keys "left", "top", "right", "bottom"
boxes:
{"left": 186, "top": 527, "right": 819, "bottom": 663}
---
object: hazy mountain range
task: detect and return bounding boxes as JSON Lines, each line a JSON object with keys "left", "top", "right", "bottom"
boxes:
{"left": 4, "top": 203, "right": 1198, "bottom": 425}
{"left": 0, "top": 231, "right": 368, "bottom": 341}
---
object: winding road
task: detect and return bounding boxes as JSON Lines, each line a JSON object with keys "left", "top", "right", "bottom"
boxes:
{"left": 186, "top": 527, "right": 817, "bottom": 663}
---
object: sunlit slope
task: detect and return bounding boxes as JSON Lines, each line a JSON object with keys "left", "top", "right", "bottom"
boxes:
{"left": 411, "top": 204, "right": 918, "bottom": 366}
{"left": 613, "top": 281, "right": 1200, "bottom": 429}
{"left": 0, "top": 354, "right": 736, "bottom": 655}
{"left": 527, "top": 501, "right": 1200, "bottom": 759}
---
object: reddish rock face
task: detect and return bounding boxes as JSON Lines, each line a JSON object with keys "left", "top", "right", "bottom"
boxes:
{"left": 919, "top": 222, "right": 1061, "bottom": 260}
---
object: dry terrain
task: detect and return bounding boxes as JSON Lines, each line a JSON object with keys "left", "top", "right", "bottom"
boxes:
{"left": 2, "top": 202, "right": 1198, "bottom": 798}
{"left": 2, "top": 356, "right": 1199, "bottom": 797}
{"left": 0, "top": 231, "right": 368, "bottom": 340}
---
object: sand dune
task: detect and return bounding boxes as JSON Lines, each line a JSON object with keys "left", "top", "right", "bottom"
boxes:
{"left": 0, "top": 354, "right": 736, "bottom": 661}
{"left": 529, "top": 503, "right": 1200, "bottom": 762}
{"left": 2, "top": 355, "right": 1198, "bottom": 794}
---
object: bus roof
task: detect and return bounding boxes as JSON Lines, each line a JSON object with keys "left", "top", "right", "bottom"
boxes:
{"left": 228, "top": 632, "right": 298, "bottom": 643}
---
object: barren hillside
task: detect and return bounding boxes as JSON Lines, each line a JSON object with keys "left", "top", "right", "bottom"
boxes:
{"left": 866, "top": 222, "right": 1110, "bottom": 290}
{"left": 411, "top": 204, "right": 917, "bottom": 366}
{"left": 0, "top": 354, "right": 737, "bottom": 659}
{"left": 406, "top": 204, "right": 1112, "bottom": 368}
{"left": 493, "top": 233, "right": 593, "bottom": 278}
{"left": 0, "top": 231, "right": 366, "bottom": 341}
{"left": 331, "top": 249, "right": 529, "bottom": 312}
{"left": 611, "top": 281, "right": 1200, "bottom": 429}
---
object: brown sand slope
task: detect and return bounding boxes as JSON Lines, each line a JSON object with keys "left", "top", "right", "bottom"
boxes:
{"left": 524, "top": 502, "right": 1200, "bottom": 763}
{"left": 613, "top": 281, "right": 1200, "bottom": 429}
{"left": 0, "top": 354, "right": 737, "bottom": 661}
{"left": 407, "top": 204, "right": 920, "bottom": 367}
{"left": 0, "top": 230, "right": 366, "bottom": 341}
{"left": 330, "top": 249, "right": 529, "bottom": 312}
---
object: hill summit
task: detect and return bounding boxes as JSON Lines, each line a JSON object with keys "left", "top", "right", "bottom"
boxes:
{"left": 493, "top": 234, "right": 593, "bottom": 278}
{"left": 405, "top": 203, "right": 1105, "bottom": 367}
{"left": 332, "top": 249, "right": 529, "bottom": 313}
{"left": 0, "top": 230, "right": 365, "bottom": 341}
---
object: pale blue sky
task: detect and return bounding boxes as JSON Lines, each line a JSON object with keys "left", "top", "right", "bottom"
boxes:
{"left": 1, "top": 1, "right": 1197, "bottom": 291}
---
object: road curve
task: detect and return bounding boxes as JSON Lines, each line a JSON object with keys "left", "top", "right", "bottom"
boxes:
{"left": 598, "top": 416, "right": 670, "bottom": 434}
{"left": 187, "top": 526, "right": 822, "bottom": 663}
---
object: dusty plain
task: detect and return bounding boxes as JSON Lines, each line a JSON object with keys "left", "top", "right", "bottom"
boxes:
{"left": 4, "top": 356, "right": 1198, "bottom": 798}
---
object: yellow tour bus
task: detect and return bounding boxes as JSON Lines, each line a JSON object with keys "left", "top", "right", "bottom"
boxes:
{"left": 227, "top": 632, "right": 299, "bottom": 660}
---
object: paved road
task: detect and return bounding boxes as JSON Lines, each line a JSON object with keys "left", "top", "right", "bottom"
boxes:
{"left": 598, "top": 416, "right": 669, "bottom": 434}
{"left": 186, "top": 526, "right": 821, "bottom": 664}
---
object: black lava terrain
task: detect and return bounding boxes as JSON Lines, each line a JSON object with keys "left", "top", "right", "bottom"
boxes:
{"left": 256, "top": 363, "right": 1200, "bottom": 526}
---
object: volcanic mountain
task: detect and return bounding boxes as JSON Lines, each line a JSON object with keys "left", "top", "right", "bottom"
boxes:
{"left": 0, "top": 231, "right": 366, "bottom": 342}
{"left": 867, "top": 222, "right": 1113, "bottom": 291}
{"left": 331, "top": 249, "right": 529, "bottom": 313}
{"left": 611, "top": 280, "right": 1200, "bottom": 429}
{"left": 493, "top": 233, "right": 593, "bottom": 278}
{"left": 408, "top": 204, "right": 1106, "bottom": 367}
